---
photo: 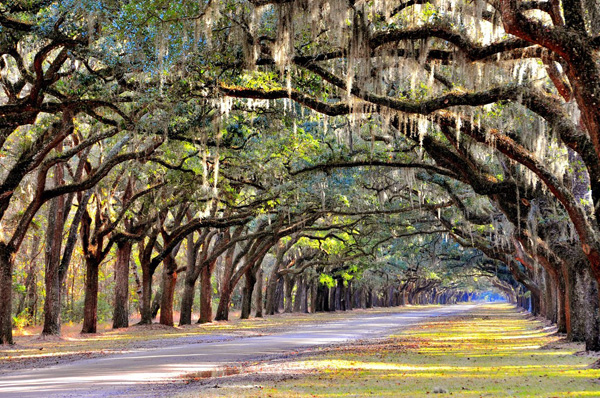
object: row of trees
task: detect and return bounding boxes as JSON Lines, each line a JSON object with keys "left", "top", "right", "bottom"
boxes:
{"left": 1, "top": 0, "right": 599, "bottom": 349}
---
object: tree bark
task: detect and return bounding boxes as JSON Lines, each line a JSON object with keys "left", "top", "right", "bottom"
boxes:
{"left": 113, "top": 240, "right": 132, "bottom": 328}
{"left": 333, "top": 280, "right": 340, "bottom": 310}
{"left": 198, "top": 258, "right": 217, "bottom": 323}
{"left": 240, "top": 265, "right": 258, "bottom": 319}
{"left": 529, "top": 286, "right": 541, "bottom": 316}
{"left": 542, "top": 269, "right": 557, "bottom": 325}
{"left": 16, "top": 235, "right": 40, "bottom": 320}
{"left": 42, "top": 169, "right": 66, "bottom": 336}
{"left": 159, "top": 254, "right": 177, "bottom": 326}
{"left": 276, "top": 278, "right": 285, "bottom": 312}
{"left": 309, "top": 279, "right": 317, "bottom": 313}
{"left": 179, "top": 233, "right": 199, "bottom": 326}
{"left": 214, "top": 281, "right": 232, "bottom": 321}
{"left": 330, "top": 285, "right": 337, "bottom": 311}
{"left": 315, "top": 282, "right": 324, "bottom": 312}
{"left": 321, "top": 285, "right": 330, "bottom": 312}
{"left": 356, "top": 287, "right": 365, "bottom": 309}
{"left": 138, "top": 231, "right": 160, "bottom": 325}
{"left": 284, "top": 274, "right": 295, "bottom": 313}
{"left": 151, "top": 282, "right": 162, "bottom": 319}
{"left": 214, "top": 242, "right": 236, "bottom": 321}
{"left": 265, "top": 271, "right": 280, "bottom": 315}
{"left": 346, "top": 280, "right": 353, "bottom": 311}
{"left": 81, "top": 257, "right": 100, "bottom": 333}
{"left": 24, "top": 235, "right": 41, "bottom": 324}
{"left": 0, "top": 243, "right": 15, "bottom": 344}
{"left": 255, "top": 267, "right": 264, "bottom": 318}
{"left": 179, "top": 277, "right": 196, "bottom": 325}
{"left": 112, "top": 177, "right": 134, "bottom": 329}
{"left": 140, "top": 267, "right": 154, "bottom": 324}
{"left": 556, "top": 273, "right": 569, "bottom": 334}
{"left": 293, "top": 276, "right": 304, "bottom": 313}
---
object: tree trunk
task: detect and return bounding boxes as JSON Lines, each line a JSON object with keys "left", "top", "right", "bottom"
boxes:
{"left": 179, "top": 277, "right": 196, "bottom": 326}
{"left": 151, "top": 283, "right": 162, "bottom": 319}
{"left": 340, "top": 280, "right": 348, "bottom": 310}
{"left": 140, "top": 266, "right": 154, "bottom": 324}
{"left": 113, "top": 240, "right": 132, "bottom": 328}
{"left": 240, "top": 265, "right": 258, "bottom": 319}
{"left": 23, "top": 262, "right": 38, "bottom": 324}
{"left": 571, "top": 265, "right": 600, "bottom": 351}
{"left": 214, "top": 272, "right": 233, "bottom": 321}
{"left": 303, "top": 279, "right": 310, "bottom": 313}
{"left": 276, "top": 278, "right": 285, "bottom": 313}
{"left": 16, "top": 235, "right": 40, "bottom": 322}
{"left": 137, "top": 228, "right": 161, "bottom": 325}
{"left": 265, "top": 269, "right": 280, "bottom": 315}
{"left": 556, "top": 275, "right": 568, "bottom": 334}
{"left": 24, "top": 243, "right": 39, "bottom": 323}
{"left": 346, "top": 280, "right": 353, "bottom": 310}
{"left": 329, "top": 286, "right": 336, "bottom": 311}
{"left": 322, "top": 285, "right": 331, "bottom": 312}
{"left": 565, "top": 258, "right": 594, "bottom": 343}
{"left": 0, "top": 243, "right": 15, "bottom": 344}
{"left": 214, "top": 281, "right": 232, "bottom": 321}
{"left": 310, "top": 280, "right": 317, "bottom": 313}
{"left": 81, "top": 257, "right": 100, "bottom": 333}
{"left": 530, "top": 287, "right": 541, "bottom": 316}
{"left": 284, "top": 275, "right": 295, "bottom": 313}
{"left": 366, "top": 288, "right": 373, "bottom": 308}
{"left": 293, "top": 277, "right": 302, "bottom": 312}
{"left": 214, "top": 233, "right": 236, "bottom": 322}
{"left": 198, "top": 259, "right": 217, "bottom": 323}
{"left": 159, "top": 255, "right": 177, "bottom": 326}
{"left": 255, "top": 267, "right": 264, "bottom": 318}
{"left": 334, "top": 279, "right": 342, "bottom": 310}
{"left": 180, "top": 234, "right": 199, "bottom": 326}
{"left": 315, "top": 283, "right": 322, "bottom": 312}
{"left": 132, "top": 261, "right": 142, "bottom": 315}
{"left": 543, "top": 270, "right": 558, "bottom": 325}
{"left": 42, "top": 189, "right": 66, "bottom": 336}
{"left": 356, "top": 287, "right": 364, "bottom": 309}
{"left": 214, "top": 256, "right": 234, "bottom": 322}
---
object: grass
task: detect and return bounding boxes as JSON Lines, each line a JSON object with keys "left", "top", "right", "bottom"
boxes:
{"left": 191, "top": 304, "right": 600, "bottom": 398}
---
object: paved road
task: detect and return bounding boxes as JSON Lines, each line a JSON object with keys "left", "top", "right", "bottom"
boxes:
{"left": 0, "top": 305, "right": 475, "bottom": 397}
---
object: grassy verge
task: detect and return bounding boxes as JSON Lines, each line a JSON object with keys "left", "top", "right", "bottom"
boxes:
{"left": 192, "top": 304, "right": 600, "bottom": 398}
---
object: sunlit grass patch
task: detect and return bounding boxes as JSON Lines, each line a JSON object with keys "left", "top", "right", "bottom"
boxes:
{"left": 194, "top": 304, "right": 600, "bottom": 398}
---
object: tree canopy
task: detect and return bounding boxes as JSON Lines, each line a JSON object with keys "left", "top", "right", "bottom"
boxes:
{"left": 0, "top": 0, "right": 599, "bottom": 350}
